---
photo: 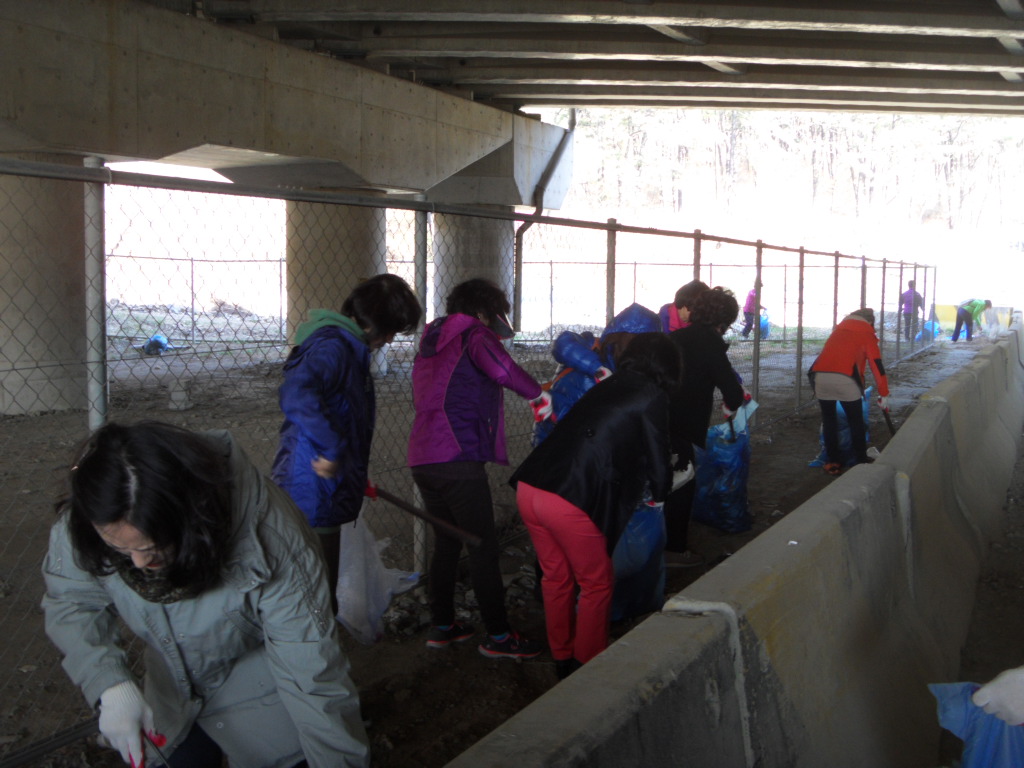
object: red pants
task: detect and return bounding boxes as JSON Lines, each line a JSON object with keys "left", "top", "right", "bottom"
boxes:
{"left": 516, "top": 482, "right": 613, "bottom": 664}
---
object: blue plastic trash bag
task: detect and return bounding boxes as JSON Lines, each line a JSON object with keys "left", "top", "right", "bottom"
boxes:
{"left": 611, "top": 501, "right": 666, "bottom": 621}
{"left": 930, "top": 682, "right": 1024, "bottom": 768}
{"left": 692, "top": 400, "right": 758, "bottom": 534}
{"left": 144, "top": 333, "right": 169, "bottom": 355}
{"left": 759, "top": 311, "right": 771, "bottom": 340}
{"left": 808, "top": 387, "right": 873, "bottom": 468}
{"left": 916, "top": 320, "right": 942, "bottom": 343}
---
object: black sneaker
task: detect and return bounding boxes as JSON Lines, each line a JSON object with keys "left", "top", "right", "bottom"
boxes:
{"left": 478, "top": 630, "right": 543, "bottom": 659}
{"left": 425, "top": 621, "right": 476, "bottom": 648}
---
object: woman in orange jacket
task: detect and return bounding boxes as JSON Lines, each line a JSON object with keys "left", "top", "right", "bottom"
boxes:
{"left": 808, "top": 308, "right": 890, "bottom": 475}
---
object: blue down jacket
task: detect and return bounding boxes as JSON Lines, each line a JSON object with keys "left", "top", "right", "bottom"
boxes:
{"left": 534, "top": 303, "right": 661, "bottom": 444}
{"left": 272, "top": 321, "right": 373, "bottom": 529}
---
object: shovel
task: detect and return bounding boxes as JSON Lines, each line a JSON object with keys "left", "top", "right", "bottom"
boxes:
{"left": 368, "top": 484, "right": 482, "bottom": 548}
{"left": 882, "top": 408, "right": 897, "bottom": 436}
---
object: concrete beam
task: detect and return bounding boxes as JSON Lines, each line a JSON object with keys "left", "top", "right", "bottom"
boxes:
{"left": 0, "top": 0, "right": 569, "bottom": 202}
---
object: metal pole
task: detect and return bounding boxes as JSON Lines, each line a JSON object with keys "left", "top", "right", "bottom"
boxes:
{"left": 795, "top": 248, "right": 805, "bottom": 408}
{"left": 911, "top": 262, "right": 919, "bottom": 347}
{"left": 782, "top": 262, "right": 788, "bottom": 341}
{"left": 751, "top": 241, "right": 763, "bottom": 403}
{"left": 896, "top": 262, "right": 904, "bottom": 360}
{"left": 879, "top": 259, "right": 887, "bottom": 350}
{"left": 606, "top": 218, "right": 617, "bottom": 326}
{"left": 693, "top": 229, "right": 702, "bottom": 282}
{"left": 414, "top": 209, "right": 428, "bottom": 324}
{"left": 83, "top": 156, "right": 107, "bottom": 432}
{"left": 832, "top": 252, "right": 840, "bottom": 329}
{"left": 859, "top": 255, "right": 867, "bottom": 309}
{"left": 513, "top": 222, "right": 528, "bottom": 331}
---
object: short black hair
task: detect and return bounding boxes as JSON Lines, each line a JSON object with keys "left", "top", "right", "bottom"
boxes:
{"left": 674, "top": 280, "right": 710, "bottom": 309}
{"left": 616, "top": 332, "right": 683, "bottom": 391}
{"left": 690, "top": 286, "right": 739, "bottom": 334}
{"left": 342, "top": 274, "right": 423, "bottom": 344}
{"left": 62, "top": 421, "right": 233, "bottom": 592}
{"left": 445, "top": 278, "right": 511, "bottom": 323}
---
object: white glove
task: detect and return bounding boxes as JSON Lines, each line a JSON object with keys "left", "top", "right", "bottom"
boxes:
{"left": 594, "top": 366, "right": 613, "bottom": 383}
{"left": 972, "top": 666, "right": 1024, "bottom": 725}
{"left": 877, "top": 395, "right": 889, "bottom": 411}
{"left": 529, "top": 390, "right": 554, "bottom": 422}
{"left": 671, "top": 462, "right": 695, "bottom": 492}
{"left": 98, "top": 681, "right": 154, "bottom": 766}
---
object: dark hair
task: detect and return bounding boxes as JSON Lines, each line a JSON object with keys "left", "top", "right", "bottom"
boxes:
{"left": 907, "top": 280, "right": 916, "bottom": 289}
{"left": 674, "top": 280, "right": 710, "bottom": 309}
{"left": 690, "top": 286, "right": 739, "bottom": 334}
{"left": 616, "top": 332, "right": 682, "bottom": 391}
{"left": 445, "top": 278, "right": 511, "bottom": 323}
{"left": 342, "top": 274, "right": 422, "bottom": 345}
{"left": 61, "top": 421, "right": 233, "bottom": 592}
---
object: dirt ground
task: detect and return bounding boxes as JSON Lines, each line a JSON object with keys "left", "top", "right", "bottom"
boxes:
{"left": 14, "top": 338, "right": 1022, "bottom": 768}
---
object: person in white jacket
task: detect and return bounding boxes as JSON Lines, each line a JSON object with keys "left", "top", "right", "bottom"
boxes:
{"left": 973, "top": 666, "right": 1024, "bottom": 725}
{"left": 42, "top": 421, "right": 369, "bottom": 768}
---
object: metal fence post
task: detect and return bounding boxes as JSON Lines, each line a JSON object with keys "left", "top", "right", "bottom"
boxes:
{"left": 606, "top": 218, "right": 616, "bottom": 325}
{"left": 795, "top": 248, "right": 805, "bottom": 408}
{"left": 83, "top": 156, "right": 107, "bottom": 432}
{"left": 860, "top": 255, "right": 867, "bottom": 309}
{"left": 879, "top": 259, "right": 887, "bottom": 350}
{"left": 752, "top": 241, "right": 763, "bottom": 402}
{"left": 832, "top": 252, "right": 840, "bottom": 329}
{"left": 896, "top": 262, "right": 904, "bottom": 359}
{"left": 415, "top": 209, "right": 429, "bottom": 324}
{"left": 693, "top": 229, "right": 702, "bottom": 282}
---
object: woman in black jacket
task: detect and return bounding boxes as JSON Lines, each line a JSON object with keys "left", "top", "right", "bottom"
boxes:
{"left": 664, "top": 287, "right": 747, "bottom": 567}
{"left": 511, "top": 333, "right": 681, "bottom": 679}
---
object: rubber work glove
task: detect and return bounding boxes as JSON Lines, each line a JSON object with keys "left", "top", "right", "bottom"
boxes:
{"left": 98, "top": 680, "right": 155, "bottom": 767}
{"left": 364, "top": 480, "right": 378, "bottom": 499}
{"left": 594, "top": 366, "right": 613, "bottom": 383}
{"left": 529, "top": 390, "right": 554, "bottom": 422}
{"left": 671, "top": 462, "right": 695, "bottom": 492}
{"left": 742, "top": 387, "right": 753, "bottom": 403}
{"left": 972, "top": 666, "right": 1024, "bottom": 725}
{"left": 722, "top": 402, "right": 736, "bottom": 419}
{"left": 877, "top": 395, "right": 889, "bottom": 411}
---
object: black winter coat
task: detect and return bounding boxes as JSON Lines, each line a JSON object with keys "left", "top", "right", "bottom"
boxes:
{"left": 667, "top": 324, "right": 745, "bottom": 455}
{"left": 509, "top": 370, "right": 672, "bottom": 555}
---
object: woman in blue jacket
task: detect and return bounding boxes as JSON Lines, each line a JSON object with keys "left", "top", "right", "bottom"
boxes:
{"left": 272, "top": 274, "right": 421, "bottom": 610}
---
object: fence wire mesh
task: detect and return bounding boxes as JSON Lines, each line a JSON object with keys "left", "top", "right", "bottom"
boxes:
{"left": 0, "top": 160, "right": 939, "bottom": 763}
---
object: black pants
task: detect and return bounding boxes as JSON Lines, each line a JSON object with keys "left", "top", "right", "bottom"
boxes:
{"left": 952, "top": 307, "right": 973, "bottom": 341}
{"left": 663, "top": 479, "right": 697, "bottom": 553}
{"left": 819, "top": 399, "right": 867, "bottom": 464}
{"left": 740, "top": 311, "right": 756, "bottom": 338}
{"left": 902, "top": 312, "right": 917, "bottom": 341}
{"left": 413, "top": 463, "right": 510, "bottom": 636}
{"left": 156, "top": 722, "right": 308, "bottom": 768}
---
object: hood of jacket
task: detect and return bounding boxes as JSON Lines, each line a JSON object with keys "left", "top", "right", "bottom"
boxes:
{"left": 601, "top": 303, "right": 661, "bottom": 340}
{"left": 419, "top": 313, "right": 483, "bottom": 357}
{"left": 293, "top": 309, "right": 366, "bottom": 346}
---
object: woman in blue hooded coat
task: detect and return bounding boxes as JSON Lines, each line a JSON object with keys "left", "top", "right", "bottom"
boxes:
{"left": 272, "top": 274, "right": 421, "bottom": 610}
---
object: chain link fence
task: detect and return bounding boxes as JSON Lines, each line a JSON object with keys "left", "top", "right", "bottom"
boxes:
{"left": 0, "top": 158, "right": 939, "bottom": 764}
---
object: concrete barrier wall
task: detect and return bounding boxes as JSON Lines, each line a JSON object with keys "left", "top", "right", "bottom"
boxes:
{"left": 448, "top": 324, "right": 1024, "bottom": 768}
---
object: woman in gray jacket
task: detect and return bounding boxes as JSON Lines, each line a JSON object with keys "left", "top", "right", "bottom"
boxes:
{"left": 42, "top": 421, "right": 369, "bottom": 768}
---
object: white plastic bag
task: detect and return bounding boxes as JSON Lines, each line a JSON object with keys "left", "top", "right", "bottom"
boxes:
{"left": 335, "top": 516, "right": 419, "bottom": 644}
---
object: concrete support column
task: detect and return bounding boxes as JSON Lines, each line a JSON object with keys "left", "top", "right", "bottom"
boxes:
{"left": 0, "top": 154, "right": 87, "bottom": 415}
{"left": 285, "top": 200, "right": 388, "bottom": 371}
{"left": 431, "top": 210, "right": 514, "bottom": 317}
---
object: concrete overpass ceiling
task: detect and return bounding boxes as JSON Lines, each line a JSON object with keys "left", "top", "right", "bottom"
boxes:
{"left": 196, "top": 0, "right": 1024, "bottom": 116}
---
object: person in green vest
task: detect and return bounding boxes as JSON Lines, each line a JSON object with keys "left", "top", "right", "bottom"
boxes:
{"left": 952, "top": 298, "right": 992, "bottom": 342}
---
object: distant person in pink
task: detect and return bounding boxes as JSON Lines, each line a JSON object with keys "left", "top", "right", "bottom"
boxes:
{"left": 740, "top": 282, "right": 764, "bottom": 339}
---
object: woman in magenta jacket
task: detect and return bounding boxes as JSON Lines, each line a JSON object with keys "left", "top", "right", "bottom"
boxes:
{"left": 408, "top": 278, "right": 549, "bottom": 660}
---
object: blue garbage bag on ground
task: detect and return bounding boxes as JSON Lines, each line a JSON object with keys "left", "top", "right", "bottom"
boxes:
{"left": 916, "top": 320, "right": 942, "bottom": 343}
{"left": 930, "top": 682, "right": 1024, "bottom": 768}
{"left": 808, "top": 387, "right": 873, "bottom": 468}
{"left": 759, "top": 311, "right": 771, "bottom": 340}
{"left": 611, "top": 501, "right": 666, "bottom": 621}
{"left": 692, "top": 401, "right": 757, "bottom": 534}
